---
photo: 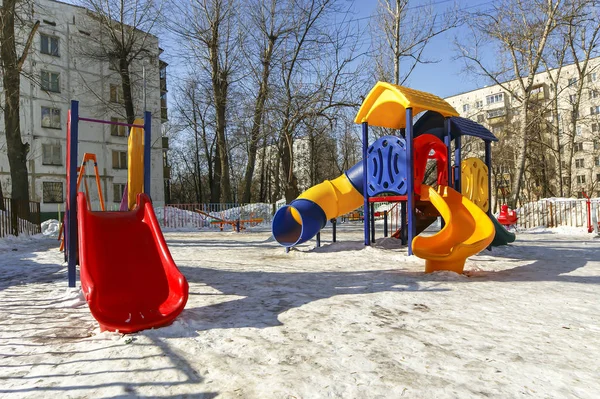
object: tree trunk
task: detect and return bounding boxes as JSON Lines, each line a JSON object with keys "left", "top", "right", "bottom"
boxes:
{"left": 119, "top": 58, "right": 136, "bottom": 124}
{"left": 241, "top": 37, "right": 275, "bottom": 203}
{"left": 192, "top": 104, "right": 203, "bottom": 203}
{"left": 509, "top": 100, "right": 530, "bottom": 207}
{"left": 209, "top": 39, "right": 231, "bottom": 203}
{"left": 1, "top": 0, "right": 30, "bottom": 210}
{"left": 210, "top": 144, "right": 221, "bottom": 203}
{"left": 280, "top": 131, "right": 299, "bottom": 203}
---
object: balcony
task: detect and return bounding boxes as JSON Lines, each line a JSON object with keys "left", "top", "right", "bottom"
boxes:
{"left": 161, "top": 107, "right": 168, "bottom": 122}
{"left": 486, "top": 108, "right": 506, "bottom": 124}
{"left": 163, "top": 166, "right": 171, "bottom": 179}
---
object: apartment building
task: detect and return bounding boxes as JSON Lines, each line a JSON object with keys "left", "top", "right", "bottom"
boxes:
{"left": 445, "top": 56, "right": 600, "bottom": 200}
{"left": 0, "top": 0, "right": 169, "bottom": 217}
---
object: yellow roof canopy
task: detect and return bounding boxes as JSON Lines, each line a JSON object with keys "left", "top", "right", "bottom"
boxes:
{"left": 354, "top": 82, "right": 459, "bottom": 129}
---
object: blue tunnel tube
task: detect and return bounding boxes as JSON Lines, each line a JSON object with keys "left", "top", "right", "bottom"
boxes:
{"left": 272, "top": 163, "right": 365, "bottom": 247}
{"left": 272, "top": 199, "right": 328, "bottom": 247}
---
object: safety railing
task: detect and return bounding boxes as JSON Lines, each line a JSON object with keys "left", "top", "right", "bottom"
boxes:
{"left": 515, "top": 198, "right": 600, "bottom": 230}
{"left": 0, "top": 198, "right": 42, "bottom": 238}
{"left": 157, "top": 203, "right": 276, "bottom": 230}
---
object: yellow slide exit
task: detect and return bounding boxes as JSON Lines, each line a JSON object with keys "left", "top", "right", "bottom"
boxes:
{"left": 412, "top": 185, "right": 494, "bottom": 273}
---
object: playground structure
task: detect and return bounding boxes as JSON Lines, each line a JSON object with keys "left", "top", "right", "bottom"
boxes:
{"left": 272, "top": 82, "right": 517, "bottom": 273}
{"left": 194, "top": 209, "right": 264, "bottom": 232}
{"left": 65, "top": 101, "right": 188, "bottom": 333}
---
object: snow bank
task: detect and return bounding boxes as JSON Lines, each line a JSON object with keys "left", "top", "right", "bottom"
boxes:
{"left": 41, "top": 219, "right": 60, "bottom": 237}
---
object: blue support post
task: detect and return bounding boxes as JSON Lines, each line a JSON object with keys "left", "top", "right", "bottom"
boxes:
{"left": 67, "top": 101, "right": 79, "bottom": 288}
{"left": 143, "top": 111, "right": 152, "bottom": 199}
{"left": 362, "top": 122, "right": 370, "bottom": 246}
{"left": 370, "top": 202, "right": 375, "bottom": 243}
{"left": 406, "top": 108, "right": 415, "bottom": 255}
{"left": 383, "top": 210, "right": 388, "bottom": 237}
{"left": 454, "top": 135, "right": 462, "bottom": 192}
{"left": 485, "top": 140, "right": 492, "bottom": 218}
{"left": 332, "top": 218, "right": 337, "bottom": 243}
{"left": 400, "top": 201, "right": 407, "bottom": 244}
{"left": 444, "top": 118, "right": 452, "bottom": 186}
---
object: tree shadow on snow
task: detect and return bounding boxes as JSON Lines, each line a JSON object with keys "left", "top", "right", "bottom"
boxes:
{"left": 469, "top": 237, "right": 600, "bottom": 284}
{"left": 170, "top": 266, "right": 448, "bottom": 334}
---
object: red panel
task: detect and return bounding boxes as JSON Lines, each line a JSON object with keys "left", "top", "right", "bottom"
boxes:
{"left": 413, "top": 134, "right": 448, "bottom": 194}
{"left": 368, "top": 195, "right": 407, "bottom": 203}
{"left": 78, "top": 192, "right": 188, "bottom": 333}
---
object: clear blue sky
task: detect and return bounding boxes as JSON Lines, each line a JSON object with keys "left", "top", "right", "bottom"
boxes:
{"left": 351, "top": 0, "right": 495, "bottom": 98}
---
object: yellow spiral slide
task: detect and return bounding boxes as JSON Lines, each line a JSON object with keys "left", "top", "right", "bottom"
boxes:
{"left": 412, "top": 184, "right": 494, "bottom": 273}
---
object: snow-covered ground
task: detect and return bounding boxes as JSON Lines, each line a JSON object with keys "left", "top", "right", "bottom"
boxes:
{"left": 1, "top": 223, "right": 599, "bottom": 398}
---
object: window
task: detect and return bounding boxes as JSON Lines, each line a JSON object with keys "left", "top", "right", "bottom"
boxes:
{"left": 569, "top": 94, "right": 577, "bottom": 103}
{"left": 40, "top": 34, "right": 59, "bottom": 56}
{"left": 589, "top": 72, "right": 597, "bottom": 83}
{"left": 110, "top": 117, "right": 127, "bottom": 137}
{"left": 41, "top": 106, "right": 61, "bottom": 129}
{"left": 574, "top": 142, "right": 584, "bottom": 152}
{"left": 572, "top": 109, "right": 580, "bottom": 120}
{"left": 486, "top": 93, "right": 503, "bottom": 105}
{"left": 576, "top": 175, "right": 586, "bottom": 184}
{"left": 43, "top": 182, "right": 63, "bottom": 203}
{"left": 108, "top": 56, "right": 119, "bottom": 71}
{"left": 568, "top": 77, "right": 577, "bottom": 87}
{"left": 42, "top": 143, "right": 62, "bottom": 165}
{"left": 575, "top": 158, "right": 584, "bottom": 168}
{"left": 593, "top": 123, "right": 598, "bottom": 133}
{"left": 594, "top": 139, "right": 599, "bottom": 150}
{"left": 590, "top": 106, "right": 600, "bottom": 115}
{"left": 477, "top": 114, "right": 484, "bottom": 123}
{"left": 597, "top": 173, "right": 600, "bottom": 182}
{"left": 487, "top": 108, "right": 506, "bottom": 119}
{"left": 590, "top": 90, "right": 599, "bottom": 100}
{"left": 462, "top": 104, "right": 470, "bottom": 113}
{"left": 595, "top": 157, "right": 600, "bottom": 167}
{"left": 40, "top": 71, "right": 60, "bottom": 92}
{"left": 475, "top": 100, "right": 483, "bottom": 108}
{"left": 576, "top": 126, "right": 582, "bottom": 136}
{"left": 112, "top": 150, "right": 127, "bottom": 169}
{"left": 110, "top": 84, "right": 124, "bottom": 103}
{"left": 562, "top": 176, "right": 570, "bottom": 186}
{"left": 113, "top": 183, "right": 126, "bottom": 202}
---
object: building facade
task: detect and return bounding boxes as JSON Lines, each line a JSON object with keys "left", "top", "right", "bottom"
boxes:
{"left": 0, "top": 0, "right": 168, "bottom": 217}
{"left": 445, "top": 56, "right": 600, "bottom": 203}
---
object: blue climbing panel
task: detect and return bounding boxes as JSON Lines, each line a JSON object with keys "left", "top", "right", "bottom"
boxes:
{"left": 366, "top": 135, "right": 408, "bottom": 196}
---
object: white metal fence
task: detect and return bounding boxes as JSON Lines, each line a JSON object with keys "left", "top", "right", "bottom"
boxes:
{"left": 157, "top": 202, "right": 275, "bottom": 230}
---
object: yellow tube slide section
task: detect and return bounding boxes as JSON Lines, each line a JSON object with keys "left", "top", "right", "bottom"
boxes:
{"left": 291, "top": 174, "right": 365, "bottom": 223}
{"left": 127, "top": 119, "right": 145, "bottom": 210}
{"left": 412, "top": 185, "right": 494, "bottom": 274}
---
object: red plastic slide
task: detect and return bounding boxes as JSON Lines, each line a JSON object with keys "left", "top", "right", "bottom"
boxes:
{"left": 77, "top": 192, "right": 188, "bottom": 333}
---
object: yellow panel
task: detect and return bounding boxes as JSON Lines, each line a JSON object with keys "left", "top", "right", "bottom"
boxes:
{"left": 127, "top": 119, "right": 145, "bottom": 210}
{"left": 461, "top": 158, "right": 489, "bottom": 212}
{"left": 354, "top": 81, "right": 459, "bottom": 129}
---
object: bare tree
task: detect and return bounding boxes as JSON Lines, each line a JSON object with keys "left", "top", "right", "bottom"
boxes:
{"left": 76, "top": 0, "right": 161, "bottom": 123}
{"left": 274, "top": 0, "right": 364, "bottom": 202}
{"left": 0, "top": 0, "right": 39, "bottom": 231}
{"left": 374, "top": 0, "right": 460, "bottom": 85}
{"left": 239, "top": 0, "right": 292, "bottom": 203}
{"left": 168, "top": 0, "right": 238, "bottom": 203}
{"left": 560, "top": 0, "right": 600, "bottom": 197}
{"left": 456, "top": 0, "right": 562, "bottom": 207}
